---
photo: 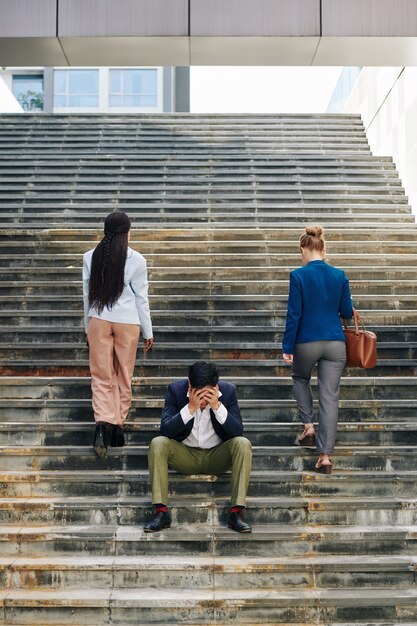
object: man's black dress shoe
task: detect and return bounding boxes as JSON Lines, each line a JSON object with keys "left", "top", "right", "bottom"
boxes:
{"left": 93, "top": 421, "right": 109, "bottom": 458}
{"left": 144, "top": 511, "right": 172, "bottom": 533}
{"left": 228, "top": 511, "right": 252, "bottom": 533}
{"left": 111, "top": 425, "right": 125, "bottom": 447}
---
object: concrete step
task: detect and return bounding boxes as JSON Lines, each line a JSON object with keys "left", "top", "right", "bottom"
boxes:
{"left": 0, "top": 122, "right": 366, "bottom": 129}
{"left": 1, "top": 208, "right": 412, "bottom": 221}
{"left": 1, "top": 214, "right": 413, "bottom": 225}
{"left": 0, "top": 280, "right": 417, "bottom": 302}
{"left": 1, "top": 494, "right": 417, "bottom": 527}
{"left": 3, "top": 250, "right": 417, "bottom": 265}
{"left": 1, "top": 376, "right": 416, "bottom": 401}
{"left": 2, "top": 359, "right": 417, "bottom": 379}
{"left": 0, "top": 243, "right": 415, "bottom": 260}
{"left": 2, "top": 227, "right": 415, "bottom": 241}
{"left": 0, "top": 337, "right": 414, "bottom": 352}
{"left": 0, "top": 164, "right": 399, "bottom": 175}
{"left": 0, "top": 189, "right": 409, "bottom": 202}
{"left": 0, "top": 128, "right": 369, "bottom": 135}
{"left": 1, "top": 290, "right": 416, "bottom": 307}
{"left": 2, "top": 266, "right": 413, "bottom": 279}
{"left": 1, "top": 622, "right": 416, "bottom": 626}
{"left": 0, "top": 123, "right": 367, "bottom": 132}
{"left": 0, "top": 165, "right": 399, "bottom": 178}
{"left": 5, "top": 188, "right": 404, "bottom": 198}
{"left": 0, "top": 112, "right": 363, "bottom": 119}
{"left": 0, "top": 136, "right": 372, "bottom": 145}
{"left": 2, "top": 239, "right": 415, "bottom": 253}
{"left": 0, "top": 337, "right": 411, "bottom": 356}
{"left": 4, "top": 252, "right": 417, "bottom": 270}
{"left": 0, "top": 522, "right": 417, "bottom": 558}
{"left": 1, "top": 622, "right": 415, "bottom": 626}
{"left": 3, "top": 275, "right": 417, "bottom": 297}
{"left": 0, "top": 324, "right": 416, "bottom": 341}
{"left": 6, "top": 145, "right": 378, "bottom": 154}
{"left": 0, "top": 128, "right": 370, "bottom": 136}
{"left": 1, "top": 469, "right": 415, "bottom": 499}
{"left": 2, "top": 309, "right": 416, "bottom": 329}
{"left": 1, "top": 398, "right": 416, "bottom": 424}
{"left": 0, "top": 175, "right": 403, "bottom": 184}
{"left": 0, "top": 134, "right": 371, "bottom": 142}
{"left": 0, "top": 180, "right": 403, "bottom": 189}
{"left": 0, "top": 226, "right": 412, "bottom": 239}
{"left": 0, "top": 152, "right": 393, "bottom": 163}
{"left": 1, "top": 421, "right": 416, "bottom": 447}
{"left": 0, "top": 444, "right": 417, "bottom": 472}
{"left": 0, "top": 147, "right": 373, "bottom": 157}
{"left": 0, "top": 587, "right": 416, "bottom": 625}
{"left": 4, "top": 220, "right": 415, "bottom": 231}
{"left": 0, "top": 554, "right": 415, "bottom": 590}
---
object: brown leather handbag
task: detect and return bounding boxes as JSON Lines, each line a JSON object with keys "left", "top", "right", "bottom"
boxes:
{"left": 342, "top": 308, "right": 377, "bottom": 369}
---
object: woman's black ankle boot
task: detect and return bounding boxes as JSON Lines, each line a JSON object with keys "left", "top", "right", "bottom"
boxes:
{"left": 93, "top": 421, "right": 108, "bottom": 458}
{"left": 111, "top": 425, "right": 125, "bottom": 447}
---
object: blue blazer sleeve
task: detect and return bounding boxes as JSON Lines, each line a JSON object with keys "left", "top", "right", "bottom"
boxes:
{"left": 339, "top": 273, "right": 354, "bottom": 319}
{"left": 219, "top": 385, "right": 243, "bottom": 438}
{"left": 160, "top": 383, "right": 191, "bottom": 439}
{"left": 282, "top": 271, "right": 302, "bottom": 354}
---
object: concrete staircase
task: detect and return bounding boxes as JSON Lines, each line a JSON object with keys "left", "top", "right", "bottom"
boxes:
{"left": 0, "top": 113, "right": 416, "bottom": 625}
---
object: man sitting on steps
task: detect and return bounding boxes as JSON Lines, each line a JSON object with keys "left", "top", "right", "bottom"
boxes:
{"left": 144, "top": 361, "right": 252, "bottom": 533}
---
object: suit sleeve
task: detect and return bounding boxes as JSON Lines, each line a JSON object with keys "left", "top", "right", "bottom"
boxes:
{"left": 339, "top": 273, "right": 354, "bottom": 319}
{"left": 160, "top": 383, "right": 192, "bottom": 439}
{"left": 282, "top": 271, "right": 302, "bottom": 354}
{"left": 220, "top": 386, "right": 244, "bottom": 438}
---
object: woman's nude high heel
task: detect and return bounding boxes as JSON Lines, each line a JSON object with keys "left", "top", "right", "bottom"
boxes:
{"left": 315, "top": 458, "right": 332, "bottom": 474}
{"left": 297, "top": 425, "right": 316, "bottom": 447}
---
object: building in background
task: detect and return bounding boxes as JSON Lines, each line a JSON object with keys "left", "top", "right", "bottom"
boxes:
{"left": 326, "top": 67, "right": 362, "bottom": 114}
{"left": 0, "top": 66, "right": 190, "bottom": 113}
{"left": 327, "top": 66, "right": 417, "bottom": 216}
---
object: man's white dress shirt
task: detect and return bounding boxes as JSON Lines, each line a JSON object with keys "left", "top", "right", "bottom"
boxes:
{"left": 180, "top": 391, "right": 228, "bottom": 448}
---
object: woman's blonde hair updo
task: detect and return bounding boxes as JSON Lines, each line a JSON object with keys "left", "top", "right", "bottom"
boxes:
{"left": 299, "top": 225, "right": 325, "bottom": 254}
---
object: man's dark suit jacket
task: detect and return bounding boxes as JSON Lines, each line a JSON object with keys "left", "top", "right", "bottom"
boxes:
{"left": 160, "top": 379, "right": 244, "bottom": 443}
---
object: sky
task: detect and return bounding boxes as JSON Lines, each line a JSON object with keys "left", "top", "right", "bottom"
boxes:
{"left": 190, "top": 66, "right": 342, "bottom": 113}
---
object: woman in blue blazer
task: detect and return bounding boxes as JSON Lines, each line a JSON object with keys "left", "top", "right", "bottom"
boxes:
{"left": 282, "top": 226, "right": 354, "bottom": 473}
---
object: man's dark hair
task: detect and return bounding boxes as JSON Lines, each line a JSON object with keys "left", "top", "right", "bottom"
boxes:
{"left": 188, "top": 361, "right": 219, "bottom": 388}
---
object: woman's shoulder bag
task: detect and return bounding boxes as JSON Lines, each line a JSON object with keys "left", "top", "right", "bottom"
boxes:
{"left": 342, "top": 308, "right": 377, "bottom": 369}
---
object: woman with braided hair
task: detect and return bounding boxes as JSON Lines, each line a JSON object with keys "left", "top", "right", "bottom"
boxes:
{"left": 83, "top": 211, "right": 154, "bottom": 457}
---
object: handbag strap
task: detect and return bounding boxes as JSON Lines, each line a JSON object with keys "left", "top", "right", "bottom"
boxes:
{"left": 342, "top": 307, "right": 366, "bottom": 336}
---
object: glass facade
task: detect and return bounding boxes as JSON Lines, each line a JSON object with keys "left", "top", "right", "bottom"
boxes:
{"left": 54, "top": 69, "right": 99, "bottom": 108}
{"left": 109, "top": 69, "right": 157, "bottom": 107}
{"left": 1, "top": 66, "right": 187, "bottom": 113}
{"left": 12, "top": 75, "right": 44, "bottom": 111}
{"left": 327, "top": 67, "right": 362, "bottom": 113}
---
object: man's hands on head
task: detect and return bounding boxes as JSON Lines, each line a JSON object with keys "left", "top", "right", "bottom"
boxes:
{"left": 203, "top": 385, "right": 221, "bottom": 411}
{"left": 188, "top": 384, "right": 221, "bottom": 414}
{"left": 188, "top": 387, "right": 207, "bottom": 414}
